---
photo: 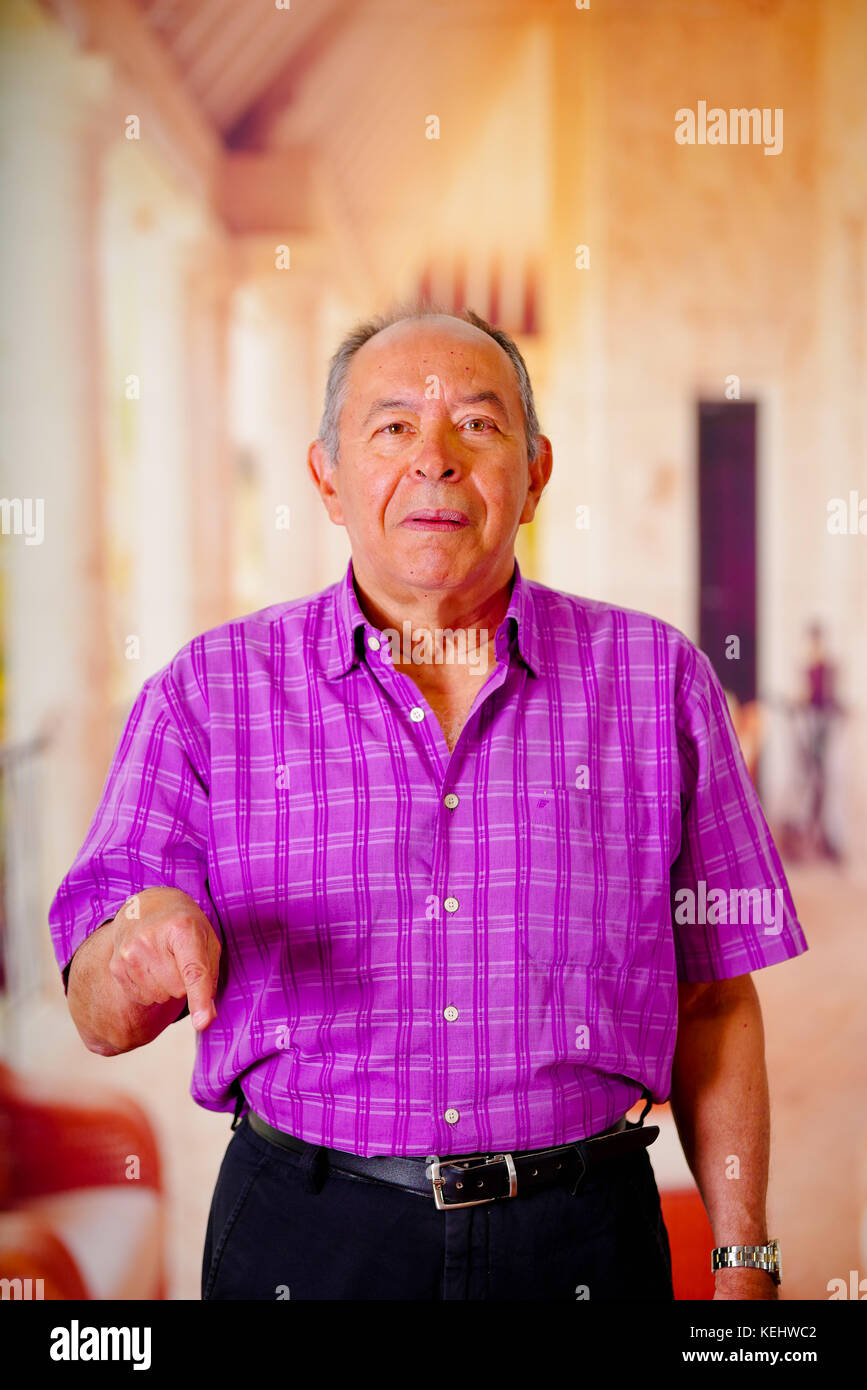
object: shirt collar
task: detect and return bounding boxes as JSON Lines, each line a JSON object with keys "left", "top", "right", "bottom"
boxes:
{"left": 326, "top": 556, "right": 543, "bottom": 679}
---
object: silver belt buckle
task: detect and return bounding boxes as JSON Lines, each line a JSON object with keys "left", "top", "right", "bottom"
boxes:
{"left": 425, "top": 1152, "right": 519, "bottom": 1210}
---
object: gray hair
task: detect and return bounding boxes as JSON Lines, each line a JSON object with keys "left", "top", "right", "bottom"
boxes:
{"left": 317, "top": 298, "right": 541, "bottom": 465}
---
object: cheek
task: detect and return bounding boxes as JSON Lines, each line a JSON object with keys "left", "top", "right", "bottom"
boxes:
{"left": 343, "top": 471, "right": 394, "bottom": 522}
{"left": 479, "top": 476, "right": 525, "bottom": 523}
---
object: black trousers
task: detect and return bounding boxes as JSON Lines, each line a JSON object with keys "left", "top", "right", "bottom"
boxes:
{"left": 201, "top": 1114, "right": 674, "bottom": 1300}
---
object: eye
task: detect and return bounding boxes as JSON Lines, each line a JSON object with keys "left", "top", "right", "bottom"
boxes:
{"left": 462, "top": 417, "right": 496, "bottom": 432}
{"left": 379, "top": 421, "right": 410, "bottom": 435}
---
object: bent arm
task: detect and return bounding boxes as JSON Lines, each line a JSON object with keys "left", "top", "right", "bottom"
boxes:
{"left": 669, "top": 972, "right": 777, "bottom": 1299}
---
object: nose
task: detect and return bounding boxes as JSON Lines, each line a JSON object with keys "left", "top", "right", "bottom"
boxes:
{"left": 411, "top": 422, "right": 464, "bottom": 480}
{"left": 413, "top": 458, "right": 457, "bottom": 480}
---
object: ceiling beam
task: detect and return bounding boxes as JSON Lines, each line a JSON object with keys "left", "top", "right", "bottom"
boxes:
{"left": 225, "top": 0, "right": 354, "bottom": 151}
{"left": 39, "top": 0, "right": 221, "bottom": 206}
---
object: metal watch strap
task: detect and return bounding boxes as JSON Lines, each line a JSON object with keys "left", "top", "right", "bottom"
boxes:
{"left": 712, "top": 1238, "right": 781, "bottom": 1285}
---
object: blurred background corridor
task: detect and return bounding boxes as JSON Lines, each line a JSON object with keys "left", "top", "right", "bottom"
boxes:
{"left": 0, "top": 0, "right": 865, "bottom": 1300}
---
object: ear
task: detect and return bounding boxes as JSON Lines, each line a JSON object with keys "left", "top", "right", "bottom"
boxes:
{"left": 519, "top": 434, "right": 553, "bottom": 524}
{"left": 307, "top": 439, "right": 345, "bottom": 526}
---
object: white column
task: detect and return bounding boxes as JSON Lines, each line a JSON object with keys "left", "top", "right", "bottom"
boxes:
{"left": 0, "top": 7, "right": 113, "bottom": 1019}
{"left": 100, "top": 139, "right": 221, "bottom": 692}
{"left": 187, "top": 250, "right": 235, "bottom": 634}
{"left": 230, "top": 273, "right": 333, "bottom": 610}
{"left": 125, "top": 184, "right": 206, "bottom": 673}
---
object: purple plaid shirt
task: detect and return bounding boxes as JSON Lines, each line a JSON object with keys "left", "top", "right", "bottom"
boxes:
{"left": 49, "top": 558, "right": 807, "bottom": 1157}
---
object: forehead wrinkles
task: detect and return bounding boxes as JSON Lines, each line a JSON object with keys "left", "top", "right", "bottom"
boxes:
{"left": 349, "top": 335, "right": 517, "bottom": 420}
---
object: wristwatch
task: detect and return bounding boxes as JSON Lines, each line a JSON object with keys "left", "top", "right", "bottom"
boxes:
{"left": 712, "top": 1238, "right": 781, "bottom": 1285}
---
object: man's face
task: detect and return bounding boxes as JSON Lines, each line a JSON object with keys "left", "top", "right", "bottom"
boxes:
{"left": 308, "top": 316, "right": 551, "bottom": 598}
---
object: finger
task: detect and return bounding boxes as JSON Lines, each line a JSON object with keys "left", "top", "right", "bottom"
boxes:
{"left": 168, "top": 920, "right": 218, "bottom": 1029}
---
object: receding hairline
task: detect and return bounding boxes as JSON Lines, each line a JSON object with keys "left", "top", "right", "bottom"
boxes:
{"left": 351, "top": 310, "right": 510, "bottom": 357}
{"left": 346, "top": 316, "right": 525, "bottom": 418}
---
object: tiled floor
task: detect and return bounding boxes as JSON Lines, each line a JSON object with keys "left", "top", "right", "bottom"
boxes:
{"left": 8, "top": 863, "right": 864, "bottom": 1300}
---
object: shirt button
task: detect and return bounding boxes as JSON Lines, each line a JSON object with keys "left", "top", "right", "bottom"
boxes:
{"left": 410, "top": 707, "right": 425, "bottom": 722}
{"left": 443, "top": 793, "right": 459, "bottom": 809}
{"left": 443, "top": 1005, "right": 459, "bottom": 1021}
{"left": 444, "top": 1108, "right": 460, "bottom": 1125}
{"left": 443, "top": 896, "right": 459, "bottom": 913}
{"left": 367, "top": 635, "right": 381, "bottom": 651}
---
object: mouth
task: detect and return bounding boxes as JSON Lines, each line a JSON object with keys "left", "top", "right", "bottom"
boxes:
{"left": 400, "top": 509, "right": 470, "bottom": 532}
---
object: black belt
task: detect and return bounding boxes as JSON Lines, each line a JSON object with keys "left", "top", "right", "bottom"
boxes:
{"left": 246, "top": 1110, "right": 659, "bottom": 1209}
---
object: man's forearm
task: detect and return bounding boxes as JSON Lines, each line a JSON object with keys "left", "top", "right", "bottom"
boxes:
{"left": 67, "top": 914, "right": 185, "bottom": 1055}
{"left": 670, "top": 974, "right": 776, "bottom": 1296}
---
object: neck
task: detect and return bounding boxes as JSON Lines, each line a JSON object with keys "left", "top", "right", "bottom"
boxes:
{"left": 349, "top": 558, "right": 516, "bottom": 684}
{"left": 350, "top": 560, "right": 516, "bottom": 639}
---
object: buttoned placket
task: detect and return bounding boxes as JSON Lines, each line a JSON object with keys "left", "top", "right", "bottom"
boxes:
{"left": 359, "top": 620, "right": 514, "bottom": 1150}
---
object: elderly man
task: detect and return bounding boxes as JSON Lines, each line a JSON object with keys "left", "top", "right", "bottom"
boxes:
{"left": 50, "top": 304, "right": 806, "bottom": 1302}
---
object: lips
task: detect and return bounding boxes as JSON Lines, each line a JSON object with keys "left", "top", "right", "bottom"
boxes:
{"left": 400, "top": 509, "right": 470, "bottom": 531}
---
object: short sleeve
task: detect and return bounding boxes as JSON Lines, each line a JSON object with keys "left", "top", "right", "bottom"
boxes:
{"left": 48, "top": 658, "right": 221, "bottom": 1004}
{"left": 671, "top": 643, "right": 808, "bottom": 981}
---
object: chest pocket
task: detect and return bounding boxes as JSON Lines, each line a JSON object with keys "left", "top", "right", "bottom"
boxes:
{"left": 521, "top": 786, "right": 666, "bottom": 966}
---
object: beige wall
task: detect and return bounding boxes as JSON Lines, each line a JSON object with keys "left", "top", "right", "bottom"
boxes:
{"left": 535, "top": 0, "right": 866, "bottom": 848}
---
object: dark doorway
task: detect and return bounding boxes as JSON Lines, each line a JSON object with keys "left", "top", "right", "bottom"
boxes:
{"left": 698, "top": 401, "right": 757, "bottom": 706}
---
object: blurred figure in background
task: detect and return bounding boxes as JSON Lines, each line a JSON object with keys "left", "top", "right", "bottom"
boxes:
{"left": 800, "top": 621, "right": 844, "bottom": 862}
{"left": 776, "top": 620, "right": 845, "bottom": 864}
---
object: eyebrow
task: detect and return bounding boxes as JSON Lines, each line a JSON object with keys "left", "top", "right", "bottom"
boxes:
{"left": 362, "top": 390, "right": 510, "bottom": 428}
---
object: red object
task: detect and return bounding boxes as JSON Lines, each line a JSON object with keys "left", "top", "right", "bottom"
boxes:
{"left": 0, "top": 1213, "right": 89, "bottom": 1299}
{"left": 0, "top": 1061, "right": 166, "bottom": 1298}
{"left": 0, "top": 1061, "right": 162, "bottom": 1199}
{"left": 660, "top": 1187, "right": 717, "bottom": 1300}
